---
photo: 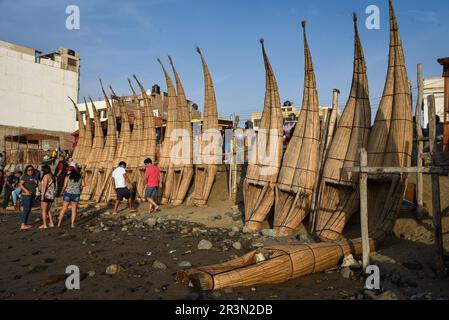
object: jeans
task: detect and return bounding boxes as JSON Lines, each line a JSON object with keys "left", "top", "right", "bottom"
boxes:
{"left": 21, "top": 195, "right": 33, "bottom": 224}
{"left": 2, "top": 187, "right": 13, "bottom": 209}
{"left": 12, "top": 188, "right": 22, "bottom": 206}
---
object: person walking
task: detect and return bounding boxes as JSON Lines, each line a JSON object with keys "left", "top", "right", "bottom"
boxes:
{"left": 57, "top": 167, "right": 84, "bottom": 228}
{"left": 39, "top": 165, "right": 55, "bottom": 229}
{"left": 112, "top": 162, "right": 136, "bottom": 215}
{"left": 143, "top": 158, "right": 161, "bottom": 213}
{"left": 19, "top": 165, "right": 38, "bottom": 231}
{"left": 55, "top": 155, "right": 68, "bottom": 197}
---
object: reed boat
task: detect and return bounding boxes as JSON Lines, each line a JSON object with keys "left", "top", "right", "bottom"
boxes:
{"left": 242, "top": 39, "right": 284, "bottom": 233}
{"left": 69, "top": 98, "right": 85, "bottom": 165}
{"left": 92, "top": 80, "right": 118, "bottom": 202}
{"left": 109, "top": 85, "right": 131, "bottom": 164}
{"left": 177, "top": 0, "right": 412, "bottom": 290}
{"left": 313, "top": 14, "right": 371, "bottom": 242}
{"left": 163, "top": 56, "right": 194, "bottom": 206}
{"left": 366, "top": 0, "right": 413, "bottom": 233}
{"left": 157, "top": 58, "right": 178, "bottom": 205}
{"left": 80, "top": 97, "right": 104, "bottom": 201}
{"left": 274, "top": 21, "right": 321, "bottom": 237}
{"left": 131, "top": 75, "right": 157, "bottom": 200}
{"left": 193, "top": 47, "right": 220, "bottom": 207}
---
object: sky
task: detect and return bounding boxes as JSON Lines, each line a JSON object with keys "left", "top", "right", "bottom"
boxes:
{"left": 1, "top": 0, "right": 448, "bottom": 122}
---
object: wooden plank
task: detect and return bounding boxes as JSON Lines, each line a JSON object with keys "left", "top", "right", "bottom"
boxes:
{"left": 415, "top": 64, "right": 425, "bottom": 218}
{"left": 343, "top": 166, "right": 449, "bottom": 175}
{"left": 428, "top": 94, "right": 446, "bottom": 278}
{"left": 359, "top": 148, "right": 370, "bottom": 271}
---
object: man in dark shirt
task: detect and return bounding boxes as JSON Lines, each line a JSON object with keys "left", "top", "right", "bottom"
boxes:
{"left": 2, "top": 171, "right": 21, "bottom": 209}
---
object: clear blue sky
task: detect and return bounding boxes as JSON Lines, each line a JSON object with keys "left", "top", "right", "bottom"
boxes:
{"left": 1, "top": 0, "right": 448, "bottom": 122}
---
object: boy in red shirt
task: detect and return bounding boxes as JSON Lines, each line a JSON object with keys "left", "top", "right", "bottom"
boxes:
{"left": 143, "top": 158, "right": 161, "bottom": 213}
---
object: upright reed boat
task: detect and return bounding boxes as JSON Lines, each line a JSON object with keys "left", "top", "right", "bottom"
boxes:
{"left": 193, "top": 47, "right": 220, "bottom": 207}
{"left": 177, "top": 0, "right": 412, "bottom": 290}
{"left": 243, "top": 39, "right": 284, "bottom": 233}
{"left": 313, "top": 14, "right": 371, "bottom": 241}
{"left": 164, "top": 56, "right": 194, "bottom": 206}
{"left": 274, "top": 21, "right": 321, "bottom": 237}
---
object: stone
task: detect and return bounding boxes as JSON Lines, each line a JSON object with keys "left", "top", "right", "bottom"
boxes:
{"left": 232, "top": 242, "right": 242, "bottom": 250}
{"left": 177, "top": 261, "right": 192, "bottom": 268}
{"left": 341, "top": 254, "right": 360, "bottom": 270}
{"left": 146, "top": 218, "right": 157, "bottom": 227}
{"left": 197, "top": 239, "right": 213, "bottom": 250}
{"left": 261, "top": 229, "right": 276, "bottom": 237}
{"left": 340, "top": 267, "right": 354, "bottom": 280}
{"left": 232, "top": 212, "right": 242, "bottom": 222}
{"left": 228, "top": 231, "right": 236, "bottom": 237}
{"left": 377, "top": 290, "right": 405, "bottom": 300}
{"left": 251, "top": 242, "right": 264, "bottom": 248}
{"left": 105, "top": 264, "right": 123, "bottom": 275}
{"left": 232, "top": 226, "right": 240, "bottom": 233}
{"left": 254, "top": 252, "right": 266, "bottom": 263}
{"left": 410, "top": 292, "right": 433, "bottom": 300}
{"left": 152, "top": 260, "right": 167, "bottom": 270}
{"left": 87, "top": 270, "right": 96, "bottom": 277}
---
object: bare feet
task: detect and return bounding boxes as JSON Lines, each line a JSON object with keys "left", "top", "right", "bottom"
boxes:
{"left": 154, "top": 206, "right": 160, "bottom": 212}
{"left": 49, "top": 223, "right": 55, "bottom": 228}
{"left": 71, "top": 225, "right": 75, "bottom": 229}
{"left": 39, "top": 225, "right": 48, "bottom": 230}
{"left": 20, "top": 224, "right": 32, "bottom": 231}
{"left": 129, "top": 209, "right": 137, "bottom": 213}
{"left": 112, "top": 211, "right": 119, "bottom": 216}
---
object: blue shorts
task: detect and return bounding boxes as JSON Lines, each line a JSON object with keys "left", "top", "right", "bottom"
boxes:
{"left": 145, "top": 186, "right": 157, "bottom": 199}
{"left": 63, "top": 192, "right": 80, "bottom": 203}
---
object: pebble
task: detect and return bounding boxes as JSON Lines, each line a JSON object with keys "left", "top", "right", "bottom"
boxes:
{"left": 177, "top": 261, "right": 192, "bottom": 268}
{"left": 251, "top": 242, "right": 264, "bottom": 248}
{"left": 87, "top": 270, "right": 96, "bottom": 277}
{"left": 105, "top": 264, "right": 123, "bottom": 275}
{"left": 341, "top": 255, "right": 361, "bottom": 270}
{"left": 146, "top": 218, "right": 157, "bottom": 227}
{"left": 261, "top": 229, "right": 276, "bottom": 237}
{"left": 232, "top": 242, "right": 242, "bottom": 250}
{"left": 340, "top": 267, "right": 354, "bottom": 280}
{"left": 152, "top": 260, "right": 167, "bottom": 270}
{"left": 197, "top": 239, "right": 213, "bottom": 250}
{"left": 232, "top": 226, "right": 240, "bottom": 233}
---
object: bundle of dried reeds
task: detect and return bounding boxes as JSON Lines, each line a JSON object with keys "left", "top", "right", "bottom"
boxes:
{"left": 69, "top": 97, "right": 84, "bottom": 164}
{"left": 163, "top": 56, "right": 194, "bottom": 206}
{"left": 243, "top": 39, "right": 284, "bottom": 233}
{"left": 366, "top": 0, "right": 413, "bottom": 232}
{"left": 193, "top": 47, "right": 219, "bottom": 207}
{"left": 313, "top": 14, "right": 371, "bottom": 241}
{"left": 274, "top": 22, "right": 321, "bottom": 237}
{"left": 80, "top": 98, "right": 104, "bottom": 201}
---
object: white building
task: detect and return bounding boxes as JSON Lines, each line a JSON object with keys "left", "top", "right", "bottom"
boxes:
{"left": 423, "top": 77, "right": 445, "bottom": 128}
{"left": 0, "top": 40, "right": 80, "bottom": 134}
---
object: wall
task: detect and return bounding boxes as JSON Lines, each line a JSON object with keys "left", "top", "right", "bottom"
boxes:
{"left": 0, "top": 41, "right": 79, "bottom": 133}
{"left": 423, "top": 77, "right": 445, "bottom": 128}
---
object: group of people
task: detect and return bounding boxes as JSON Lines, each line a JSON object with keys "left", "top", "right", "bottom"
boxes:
{"left": 111, "top": 158, "right": 161, "bottom": 215}
{"left": 0, "top": 155, "right": 162, "bottom": 231}
{"left": 0, "top": 154, "right": 84, "bottom": 231}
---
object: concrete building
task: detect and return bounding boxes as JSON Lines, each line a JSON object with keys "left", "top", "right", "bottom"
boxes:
{"left": 0, "top": 40, "right": 80, "bottom": 152}
{"left": 250, "top": 100, "right": 330, "bottom": 131}
{"left": 423, "top": 77, "right": 445, "bottom": 128}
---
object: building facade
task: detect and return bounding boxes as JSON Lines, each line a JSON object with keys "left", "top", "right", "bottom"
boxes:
{"left": 423, "top": 77, "right": 445, "bottom": 128}
{"left": 0, "top": 40, "right": 80, "bottom": 152}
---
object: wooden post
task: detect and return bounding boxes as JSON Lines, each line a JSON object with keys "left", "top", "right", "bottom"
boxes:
{"left": 428, "top": 94, "right": 446, "bottom": 278}
{"left": 359, "top": 148, "right": 370, "bottom": 271}
{"left": 415, "top": 64, "right": 425, "bottom": 218}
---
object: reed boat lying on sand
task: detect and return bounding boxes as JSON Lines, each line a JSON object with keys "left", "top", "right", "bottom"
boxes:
{"left": 177, "top": 0, "right": 412, "bottom": 290}
{"left": 274, "top": 21, "right": 321, "bottom": 237}
{"left": 243, "top": 39, "right": 284, "bottom": 233}
{"left": 193, "top": 47, "right": 220, "bottom": 207}
{"left": 313, "top": 14, "right": 371, "bottom": 242}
